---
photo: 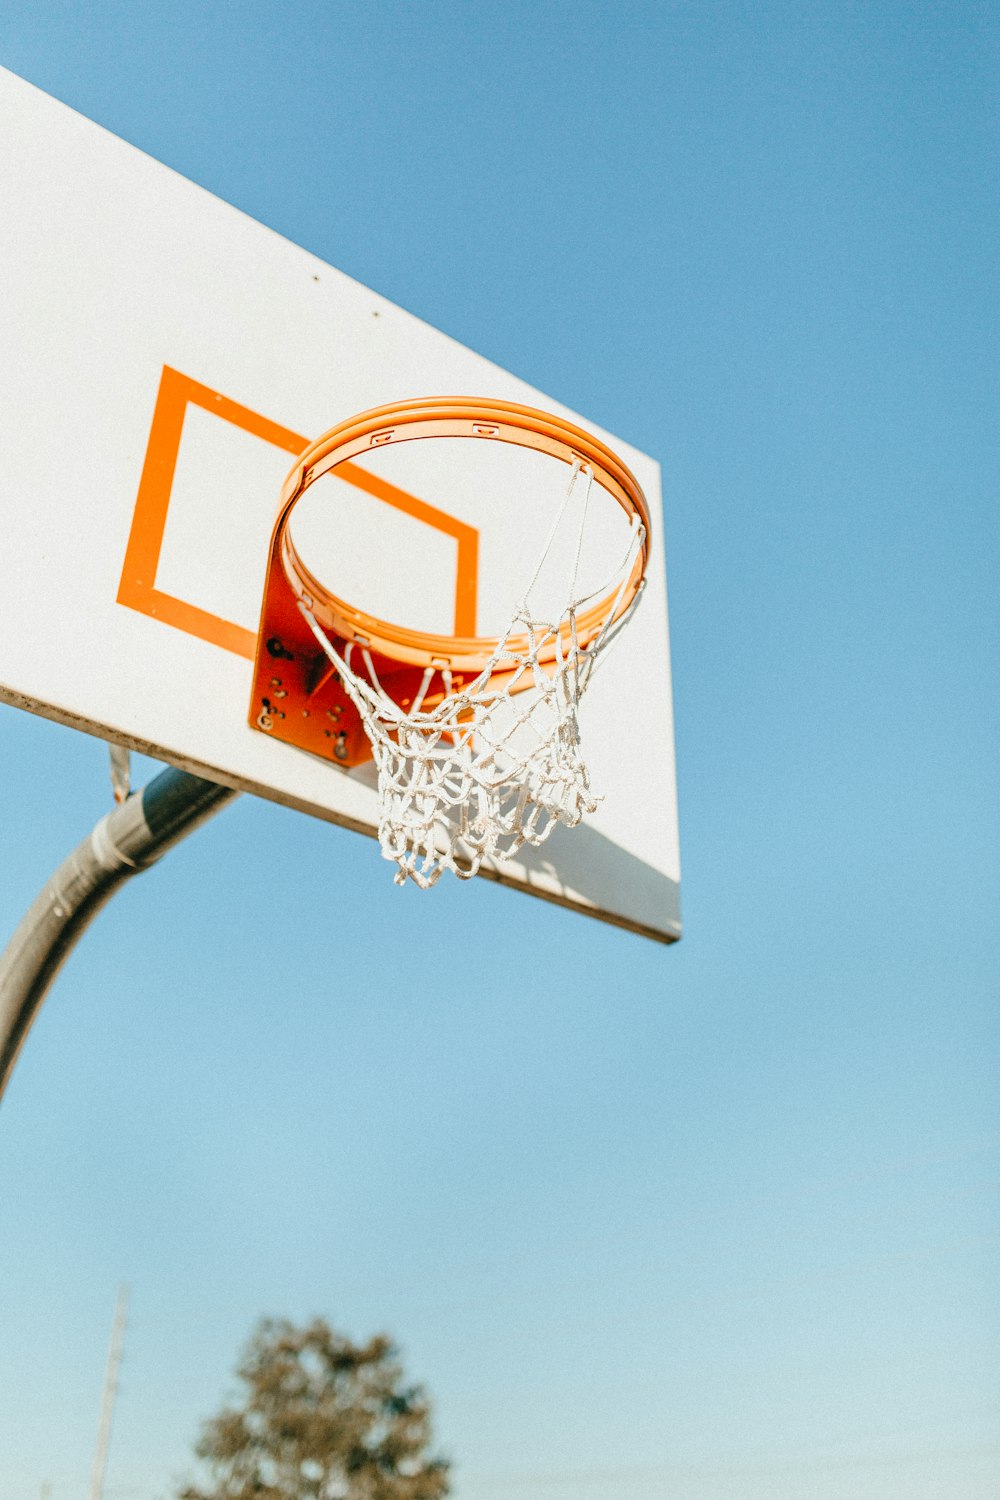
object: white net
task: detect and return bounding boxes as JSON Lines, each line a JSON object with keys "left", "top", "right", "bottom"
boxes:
{"left": 298, "top": 463, "right": 646, "bottom": 888}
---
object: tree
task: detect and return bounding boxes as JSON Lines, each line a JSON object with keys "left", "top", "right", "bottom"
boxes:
{"left": 179, "top": 1317, "right": 450, "bottom": 1500}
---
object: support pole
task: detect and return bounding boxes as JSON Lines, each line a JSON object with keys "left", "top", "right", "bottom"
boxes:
{"left": 0, "top": 767, "right": 237, "bottom": 1103}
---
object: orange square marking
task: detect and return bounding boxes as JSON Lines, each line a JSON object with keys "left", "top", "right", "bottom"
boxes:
{"left": 117, "top": 366, "right": 479, "bottom": 659}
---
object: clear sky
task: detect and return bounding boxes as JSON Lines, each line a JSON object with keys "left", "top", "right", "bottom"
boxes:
{"left": 0, "top": 4, "right": 997, "bottom": 1498}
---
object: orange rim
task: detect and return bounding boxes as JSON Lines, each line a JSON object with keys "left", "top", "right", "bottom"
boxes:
{"left": 271, "top": 397, "right": 651, "bottom": 672}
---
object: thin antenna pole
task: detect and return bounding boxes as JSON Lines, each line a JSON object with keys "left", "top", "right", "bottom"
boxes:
{"left": 89, "top": 1284, "right": 129, "bottom": 1500}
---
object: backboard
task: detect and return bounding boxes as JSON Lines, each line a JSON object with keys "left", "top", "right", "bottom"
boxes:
{"left": 0, "top": 68, "right": 680, "bottom": 943}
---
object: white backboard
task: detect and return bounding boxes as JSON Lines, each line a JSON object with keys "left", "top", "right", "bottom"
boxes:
{"left": 0, "top": 68, "right": 680, "bottom": 943}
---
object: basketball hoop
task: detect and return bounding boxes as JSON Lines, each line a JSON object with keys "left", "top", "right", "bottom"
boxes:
{"left": 250, "top": 398, "right": 651, "bottom": 887}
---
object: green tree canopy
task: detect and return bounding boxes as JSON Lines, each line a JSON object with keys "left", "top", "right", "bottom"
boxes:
{"left": 179, "top": 1317, "right": 450, "bottom": 1500}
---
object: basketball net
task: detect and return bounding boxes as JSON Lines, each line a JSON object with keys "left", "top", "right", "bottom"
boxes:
{"left": 299, "top": 463, "right": 646, "bottom": 888}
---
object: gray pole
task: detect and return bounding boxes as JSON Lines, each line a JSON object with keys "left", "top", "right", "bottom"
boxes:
{"left": 89, "top": 1283, "right": 129, "bottom": 1500}
{"left": 0, "top": 766, "right": 237, "bottom": 1103}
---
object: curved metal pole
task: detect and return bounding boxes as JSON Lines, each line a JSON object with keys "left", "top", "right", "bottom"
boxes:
{"left": 0, "top": 767, "right": 238, "bottom": 1103}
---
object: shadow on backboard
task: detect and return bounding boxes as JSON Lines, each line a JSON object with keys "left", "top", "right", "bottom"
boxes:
{"left": 484, "top": 818, "right": 680, "bottom": 945}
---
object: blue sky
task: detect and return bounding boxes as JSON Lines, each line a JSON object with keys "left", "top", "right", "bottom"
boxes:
{"left": 0, "top": 3, "right": 997, "bottom": 1498}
